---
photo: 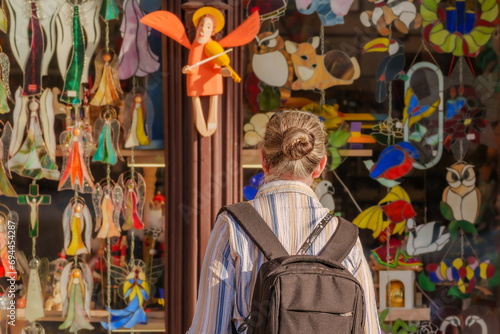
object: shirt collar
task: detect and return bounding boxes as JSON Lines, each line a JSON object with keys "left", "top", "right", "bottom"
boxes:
{"left": 255, "top": 180, "right": 319, "bottom": 200}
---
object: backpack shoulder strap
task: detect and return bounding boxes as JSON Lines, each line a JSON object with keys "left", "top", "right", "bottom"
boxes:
{"left": 319, "top": 217, "right": 359, "bottom": 263}
{"left": 220, "top": 202, "right": 289, "bottom": 260}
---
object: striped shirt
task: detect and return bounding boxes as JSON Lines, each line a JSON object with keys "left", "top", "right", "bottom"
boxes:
{"left": 188, "top": 180, "right": 381, "bottom": 334}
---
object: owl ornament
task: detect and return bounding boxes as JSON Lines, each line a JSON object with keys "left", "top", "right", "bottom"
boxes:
{"left": 442, "top": 162, "right": 481, "bottom": 224}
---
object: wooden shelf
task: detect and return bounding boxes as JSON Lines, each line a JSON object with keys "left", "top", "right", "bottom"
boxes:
{"left": 379, "top": 308, "right": 431, "bottom": 322}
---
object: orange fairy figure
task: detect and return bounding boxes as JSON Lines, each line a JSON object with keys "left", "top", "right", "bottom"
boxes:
{"left": 141, "top": 7, "right": 260, "bottom": 137}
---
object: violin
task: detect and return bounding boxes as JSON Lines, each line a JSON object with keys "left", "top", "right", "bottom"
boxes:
{"left": 205, "top": 41, "right": 241, "bottom": 83}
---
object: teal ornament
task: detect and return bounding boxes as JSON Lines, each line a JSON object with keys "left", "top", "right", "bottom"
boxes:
{"left": 100, "top": 0, "right": 120, "bottom": 21}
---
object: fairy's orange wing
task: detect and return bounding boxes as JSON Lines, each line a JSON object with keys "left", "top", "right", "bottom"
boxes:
{"left": 219, "top": 11, "right": 260, "bottom": 48}
{"left": 140, "top": 11, "right": 191, "bottom": 49}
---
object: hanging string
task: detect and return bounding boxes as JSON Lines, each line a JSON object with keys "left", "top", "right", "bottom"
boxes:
{"left": 332, "top": 170, "right": 362, "bottom": 212}
{"left": 105, "top": 21, "right": 110, "bottom": 54}
{"left": 106, "top": 236, "right": 111, "bottom": 334}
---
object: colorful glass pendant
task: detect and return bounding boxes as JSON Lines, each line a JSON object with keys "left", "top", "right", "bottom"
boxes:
{"left": 56, "top": 0, "right": 101, "bottom": 85}
{"left": 100, "top": 0, "right": 120, "bottom": 21}
{"left": 63, "top": 197, "right": 92, "bottom": 256}
{"left": 362, "top": 38, "right": 405, "bottom": 103}
{"left": 59, "top": 103, "right": 95, "bottom": 193}
{"left": 101, "top": 259, "right": 163, "bottom": 330}
{"left": 60, "top": 5, "right": 86, "bottom": 105}
{"left": 118, "top": 0, "right": 160, "bottom": 80}
{"left": 0, "top": 52, "right": 12, "bottom": 114}
{"left": 0, "top": 4, "right": 7, "bottom": 33}
{"left": 59, "top": 260, "right": 94, "bottom": 332}
{"left": 90, "top": 49, "right": 123, "bottom": 107}
{"left": 92, "top": 109, "right": 122, "bottom": 165}
{"left": 92, "top": 181, "right": 123, "bottom": 239}
{"left": 353, "top": 185, "right": 415, "bottom": 238}
{"left": 296, "top": 0, "right": 354, "bottom": 26}
{"left": 0, "top": 123, "right": 16, "bottom": 197}
{"left": 405, "top": 218, "right": 450, "bottom": 256}
{"left": 118, "top": 171, "right": 146, "bottom": 231}
{"left": 8, "top": 88, "right": 60, "bottom": 180}
{"left": 25, "top": 258, "right": 46, "bottom": 322}
{"left": 442, "top": 162, "right": 481, "bottom": 224}
{"left": 421, "top": 0, "right": 499, "bottom": 56}
{"left": 23, "top": 0, "right": 44, "bottom": 97}
{"left": 17, "top": 183, "right": 50, "bottom": 239}
{"left": 123, "top": 90, "right": 153, "bottom": 148}
{"left": 246, "top": 0, "right": 287, "bottom": 21}
{"left": 285, "top": 37, "right": 360, "bottom": 91}
{"left": 360, "top": 0, "right": 421, "bottom": 35}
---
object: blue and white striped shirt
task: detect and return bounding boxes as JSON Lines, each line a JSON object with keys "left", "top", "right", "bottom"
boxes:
{"left": 188, "top": 180, "right": 381, "bottom": 334}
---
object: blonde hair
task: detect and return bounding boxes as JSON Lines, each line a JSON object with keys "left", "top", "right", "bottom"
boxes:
{"left": 262, "top": 110, "right": 326, "bottom": 182}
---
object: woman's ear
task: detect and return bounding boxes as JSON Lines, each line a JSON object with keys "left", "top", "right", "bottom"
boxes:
{"left": 312, "top": 155, "right": 327, "bottom": 179}
{"left": 261, "top": 149, "right": 269, "bottom": 173}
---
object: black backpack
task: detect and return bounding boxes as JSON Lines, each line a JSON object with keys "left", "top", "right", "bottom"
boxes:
{"left": 222, "top": 202, "right": 365, "bottom": 334}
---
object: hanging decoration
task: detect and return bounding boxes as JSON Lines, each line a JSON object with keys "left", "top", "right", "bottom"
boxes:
{"left": 0, "top": 50, "right": 12, "bottom": 114}
{"left": 244, "top": 112, "right": 275, "bottom": 146}
{"left": 123, "top": 89, "right": 154, "bottom": 148}
{"left": 141, "top": 7, "right": 260, "bottom": 136}
{"left": 246, "top": 30, "right": 293, "bottom": 111}
{"left": 405, "top": 218, "right": 450, "bottom": 256}
{"left": 59, "top": 260, "right": 94, "bottom": 332}
{"left": 58, "top": 101, "right": 95, "bottom": 193}
{"left": 101, "top": 259, "right": 163, "bottom": 330}
{"left": 119, "top": 0, "right": 160, "bottom": 80}
{"left": 360, "top": 0, "right": 421, "bottom": 36}
{"left": 18, "top": 182, "right": 50, "bottom": 239}
{"left": 421, "top": 0, "right": 499, "bottom": 56}
{"left": 243, "top": 172, "right": 265, "bottom": 200}
{"left": 371, "top": 118, "right": 404, "bottom": 146}
{"left": 0, "top": 205, "right": 18, "bottom": 278}
{"left": 60, "top": 3, "right": 86, "bottom": 105}
{"left": 446, "top": 57, "right": 475, "bottom": 119}
{"left": 314, "top": 179, "right": 336, "bottom": 212}
{"left": 326, "top": 122, "right": 351, "bottom": 170}
{"left": 296, "top": 0, "right": 355, "bottom": 26}
{"left": 362, "top": 38, "right": 405, "bottom": 103}
{"left": 25, "top": 257, "right": 47, "bottom": 324}
{"left": 62, "top": 197, "right": 92, "bottom": 256}
{"left": 92, "top": 181, "right": 123, "bottom": 239}
{"left": 56, "top": 0, "right": 101, "bottom": 85}
{"left": 8, "top": 89, "right": 59, "bottom": 180}
{"left": 90, "top": 49, "right": 123, "bottom": 107}
{"left": 364, "top": 141, "right": 419, "bottom": 188}
{"left": 402, "top": 62, "right": 445, "bottom": 170}
{"left": 353, "top": 185, "right": 416, "bottom": 238}
{"left": 421, "top": 257, "right": 495, "bottom": 294}
{"left": 92, "top": 108, "right": 122, "bottom": 165}
{"left": 118, "top": 171, "right": 146, "bottom": 231}
{"left": 438, "top": 306, "right": 499, "bottom": 333}
{"left": 0, "top": 123, "right": 16, "bottom": 197}
{"left": 6, "top": 0, "right": 61, "bottom": 80}
{"left": 100, "top": 0, "right": 120, "bottom": 21}
{"left": 0, "top": 3, "right": 7, "bottom": 33}
{"left": 442, "top": 162, "right": 481, "bottom": 224}
{"left": 246, "top": 0, "right": 288, "bottom": 21}
{"left": 285, "top": 36, "right": 360, "bottom": 91}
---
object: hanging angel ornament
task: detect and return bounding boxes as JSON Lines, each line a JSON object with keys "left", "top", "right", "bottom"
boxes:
{"left": 90, "top": 49, "right": 123, "bottom": 107}
{"left": 141, "top": 7, "right": 260, "bottom": 136}
{"left": 57, "top": 0, "right": 100, "bottom": 86}
{"left": 93, "top": 181, "right": 123, "bottom": 239}
{"left": 5, "top": 0, "right": 60, "bottom": 96}
{"left": 0, "top": 49, "right": 13, "bottom": 114}
{"left": 59, "top": 260, "right": 94, "bottom": 332}
{"left": 59, "top": 102, "right": 95, "bottom": 193}
{"left": 118, "top": 0, "right": 160, "bottom": 80}
{"left": 25, "top": 257, "right": 49, "bottom": 323}
{"left": 0, "top": 123, "right": 16, "bottom": 197}
{"left": 62, "top": 197, "right": 92, "bottom": 256}
{"left": 92, "top": 108, "right": 123, "bottom": 165}
{"left": 118, "top": 171, "right": 146, "bottom": 230}
{"left": 0, "top": 3, "right": 7, "bottom": 33}
{"left": 8, "top": 88, "right": 60, "bottom": 180}
{"left": 123, "top": 88, "right": 154, "bottom": 148}
{"left": 101, "top": 259, "right": 163, "bottom": 330}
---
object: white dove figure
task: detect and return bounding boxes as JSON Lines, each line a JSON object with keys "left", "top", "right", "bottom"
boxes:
{"left": 405, "top": 218, "right": 450, "bottom": 256}
{"left": 315, "top": 180, "right": 335, "bottom": 212}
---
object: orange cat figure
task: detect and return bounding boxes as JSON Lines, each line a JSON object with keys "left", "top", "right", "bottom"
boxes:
{"left": 141, "top": 7, "right": 260, "bottom": 137}
{"left": 284, "top": 36, "right": 361, "bottom": 91}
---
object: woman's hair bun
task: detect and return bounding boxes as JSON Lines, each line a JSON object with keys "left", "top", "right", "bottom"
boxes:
{"left": 281, "top": 127, "right": 315, "bottom": 161}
